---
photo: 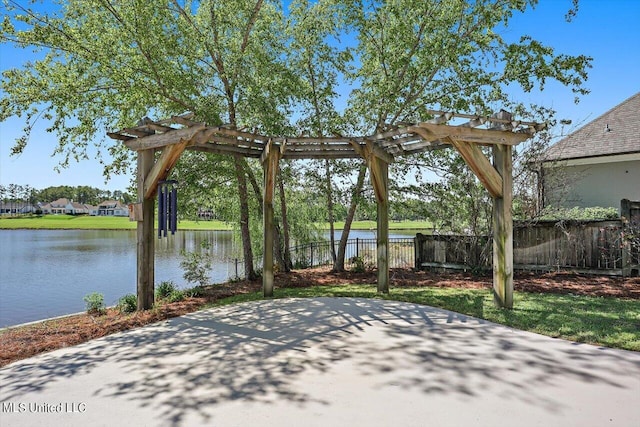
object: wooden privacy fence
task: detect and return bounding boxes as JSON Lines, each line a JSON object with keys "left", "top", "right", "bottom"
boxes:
{"left": 416, "top": 220, "right": 640, "bottom": 276}
{"left": 290, "top": 238, "right": 416, "bottom": 270}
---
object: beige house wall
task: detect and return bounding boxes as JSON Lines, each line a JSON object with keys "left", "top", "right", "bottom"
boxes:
{"left": 544, "top": 159, "right": 640, "bottom": 211}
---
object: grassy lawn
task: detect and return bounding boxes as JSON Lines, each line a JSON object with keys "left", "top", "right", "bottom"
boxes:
{"left": 0, "top": 215, "right": 232, "bottom": 230}
{"left": 1, "top": 215, "right": 430, "bottom": 231}
{"left": 210, "top": 285, "right": 640, "bottom": 351}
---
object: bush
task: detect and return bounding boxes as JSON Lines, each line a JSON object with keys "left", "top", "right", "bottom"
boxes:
{"left": 167, "top": 290, "right": 185, "bottom": 303}
{"left": 184, "top": 286, "right": 205, "bottom": 298}
{"left": 83, "top": 292, "right": 106, "bottom": 315}
{"left": 156, "top": 281, "right": 177, "bottom": 300}
{"left": 117, "top": 294, "right": 137, "bottom": 313}
{"left": 180, "top": 242, "right": 212, "bottom": 287}
{"left": 349, "top": 256, "right": 366, "bottom": 273}
{"left": 539, "top": 206, "right": 619, "bottom": 221}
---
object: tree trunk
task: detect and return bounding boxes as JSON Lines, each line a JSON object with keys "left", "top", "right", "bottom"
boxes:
{"left": 233, "top": 156, "right": 257, "bottom": 280}
{"left": 325, "top": 159, "right": 337, "bottom": 264}
{"left": 278, "top": 171, "right": 292, "bottom": 271}
{"left": 333, "top": 164, "right": 367, "bottom": 272}
{"left": 243, "top": 158, "right": 264, "bottom": 214}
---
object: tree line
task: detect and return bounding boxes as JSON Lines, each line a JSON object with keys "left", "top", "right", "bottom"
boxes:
{"left": 1, "top": 0, "right": 591, "bottom": 277}
{"left": 0, "top": 184, "right": 134, "bottom": 206}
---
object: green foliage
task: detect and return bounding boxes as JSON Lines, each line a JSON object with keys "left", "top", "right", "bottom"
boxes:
{"left": 156, "top": 281, "right": 178, "bottom": 300}
{"left": 539, "top": 206, "right": 619, "bottom": 221}
{"left": 28, "top": 185, "right": 132, "bottom": 205}
{"left": 117, "top": 294, "right": 137, "bottom": 314}
{"left": 349, "top": 256, "right": 366, "bottom": 273}
{"left": 167, "top": 290, "right": 185, "bottom": 303}
{"left": 184, "top": 286, "right": 206, "bottom": 298}
{"left": 293, "top": 258, "right": 310, "bottom": 270}
{"left": 397, "top": 150, "right": 493, "bottom": 235}
{"left": 180, "top": 242, "right": 212, "bottom": 287}
{"left": 2, "top": 0, "right": 593, "bottom": 282}
{"left": 83, "top": 292, "right": 106, "bottom": 315}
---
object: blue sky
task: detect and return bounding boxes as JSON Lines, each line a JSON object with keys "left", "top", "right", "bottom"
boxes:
{"left": 1, "top": 0, "right": 639, "bottom": 192}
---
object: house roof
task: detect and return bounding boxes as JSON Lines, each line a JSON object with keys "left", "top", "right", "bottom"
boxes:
{"left": 98, "top": 200, "right": 125, "bottom": 208}
{"left": 49, "top": 197, "right": 71, "bottom": 207}
{"left": 543, "top": 92, "right": 640, "bottom": 161}
{"left": 70, "top": 201, "right": 88, "bottom": 210}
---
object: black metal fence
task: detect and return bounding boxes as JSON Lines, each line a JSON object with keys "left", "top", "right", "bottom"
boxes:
{"left": 289, "top": 237, "right": 415, "bottom": 270}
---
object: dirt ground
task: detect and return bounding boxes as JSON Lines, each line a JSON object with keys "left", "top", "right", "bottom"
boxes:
{"left": 1, "top": 268, "right": 638, "bottom": 367}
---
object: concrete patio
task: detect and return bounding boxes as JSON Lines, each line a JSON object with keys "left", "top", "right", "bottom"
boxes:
{"left": 1, "top": 297, "right": 639, "bottom": 426}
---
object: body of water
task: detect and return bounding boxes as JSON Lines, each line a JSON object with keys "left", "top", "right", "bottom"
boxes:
{"left": 0, "top": 228, "right": 417, "bottom": 327}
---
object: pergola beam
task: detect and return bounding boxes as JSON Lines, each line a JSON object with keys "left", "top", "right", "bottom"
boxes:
{"left": 414, "top": 122, "right": 529, "bottom": 146}
{"left": 124, "top": 123, "right": 206, "bottom": 151}
{"left": 191, "top": 144, "right": 262, "bottom": 158}
{"left": 283, "top": 151, "right": 361, "bottom": 159}
{"left": 110, "top": 108, "right": 538, "bottom": 311}
{"left": 143, "top": 139, "right": 191, "bottom": 199}
{"left": 448, "top": 137, "right": 503, "bottom": 198}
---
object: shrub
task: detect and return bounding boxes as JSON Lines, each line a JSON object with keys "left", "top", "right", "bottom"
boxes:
{"left": 184, "top": 286, "right": 205, "bottom": 298}
{"left": 117, "top": 294, "right": 137, "bottom": 313}
{"left": 83, "top": 292, "right": 106, "bottom": 315}
{"left": 180, "top": 242, "right": 212, "bottom": 287}
{"left": 349, "top": 256, "right": 366, "bottom": 273}
{"left": 167, "top": 290, "right": 185, "bottom": 303}
{"left": 539, "top": 206, "right": 619, "bottom": 221}
{"left": 156, "top": 281, "right": 177, "bottom": 300}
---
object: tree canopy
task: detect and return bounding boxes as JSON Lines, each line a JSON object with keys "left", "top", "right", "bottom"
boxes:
{"left": 1, "top": 0, "right": 592, "bottom": 273}
{"left": 2, "top": 0, "right": 590, "bottom": 155}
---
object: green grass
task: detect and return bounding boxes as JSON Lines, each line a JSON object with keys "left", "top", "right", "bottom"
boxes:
{"left": 208, "top": 285, "right": 640, "bottom": 351}
{"left": 0, "top": 215, "right": 232, "bottom": 230}
{"left": 1, "top": 215, "right": 430, "bottom": 231}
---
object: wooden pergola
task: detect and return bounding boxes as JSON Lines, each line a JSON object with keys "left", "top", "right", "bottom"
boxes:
{"left": 108, "top": 110, "right": 542, "bottom": 310}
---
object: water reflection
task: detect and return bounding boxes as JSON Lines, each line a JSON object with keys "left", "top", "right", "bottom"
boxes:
{"left": 0, "top": 229, "right": 240, "bottom": 327}
{"left": 0, "top": 228, "right": 418, "bottom": 327}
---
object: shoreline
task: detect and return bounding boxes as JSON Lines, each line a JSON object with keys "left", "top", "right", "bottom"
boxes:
{"left": 0, "top": 226, "right": 429, "bottom": 231}
{"left": 0, "top": 216, "right": 432, "bottom": 232}
{"left": 1, "top": 269, "right": 639, "bottom": 367}
{"left": 0, "top": 310, "right": 89, "bottom": 332}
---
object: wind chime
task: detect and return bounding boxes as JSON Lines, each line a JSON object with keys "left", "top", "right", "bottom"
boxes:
{"left": 158, "top": 180, "right": 178, "bottom": 238}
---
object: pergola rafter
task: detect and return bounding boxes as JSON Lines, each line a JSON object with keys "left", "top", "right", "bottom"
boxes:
{"left": 109, "top": 109, "right": 541, "bottom": 310}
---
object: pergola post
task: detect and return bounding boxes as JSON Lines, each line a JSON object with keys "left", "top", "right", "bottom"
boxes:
{"left": 111, "top": 110, "right": 538, "bottom": 310}
{"left": 137, "top": 149, "right": 155, "bottom": 310}
{"left": 368, "top": 152, "right": 390, "bottom": 294}
{"left": 262, "top": 140, "right": 280, "bottom": 297}
{"left": 492, "top": 144, "right": 513, "bottom": 309}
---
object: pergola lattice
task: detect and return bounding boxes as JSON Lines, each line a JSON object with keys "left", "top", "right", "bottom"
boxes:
{"left": 109, "top": 110, "right": 542, "bottom": 309}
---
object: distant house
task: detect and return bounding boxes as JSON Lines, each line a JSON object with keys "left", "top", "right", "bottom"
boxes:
{"left": 96, "top": 200, "right": 128, "bottom": 216}
{"left": 40, "top": 198, "right": 92, "bottom": 215}
{"left": 0, "top": 202, "right": 37, "bottom": 215}
{"left": 40, "top": 198, "right": 67, "bottom": 214}
{"left": 539, "top": 92, "right": 640, "bottom": 212}
{"left": 197, "top": 208, "right": 215, "bottom": 220}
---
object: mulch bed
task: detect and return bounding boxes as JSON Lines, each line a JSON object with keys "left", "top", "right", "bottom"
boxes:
{"left": 1, "top": 268, "right": 638, "bottom": 367}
